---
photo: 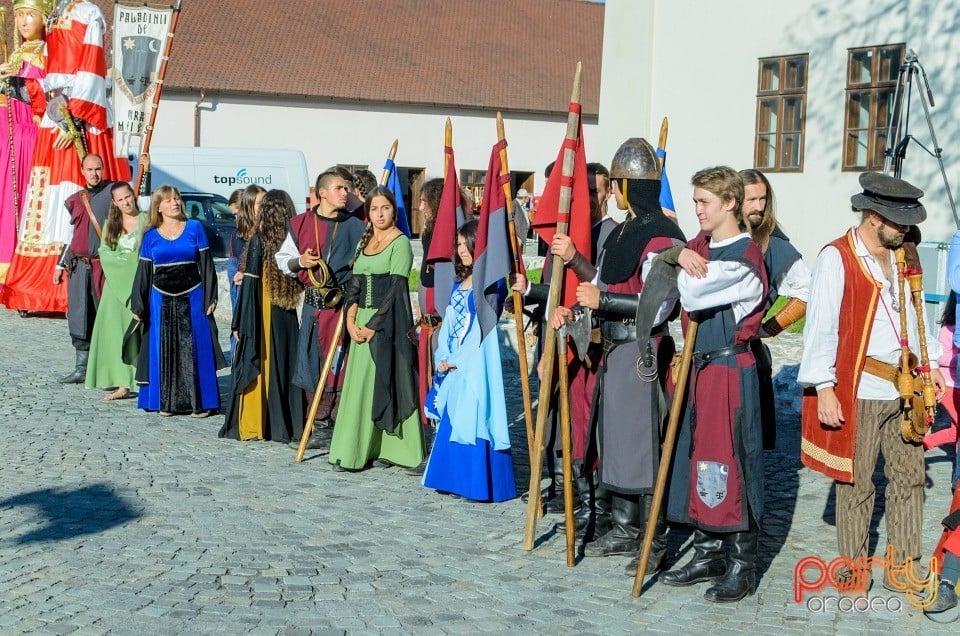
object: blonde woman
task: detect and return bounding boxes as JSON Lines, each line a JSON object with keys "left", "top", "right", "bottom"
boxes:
{"left": 131, "top": 186, "right": 226, "bottom": 416}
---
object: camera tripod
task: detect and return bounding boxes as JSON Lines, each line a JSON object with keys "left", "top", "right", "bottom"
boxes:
{"left": 883, "top": 49, "right": 959, "bottom": 229}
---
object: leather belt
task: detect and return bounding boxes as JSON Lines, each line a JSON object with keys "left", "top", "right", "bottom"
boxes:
{"left": 601, "top": 320, "right": 634, "bottom": 343}
{"left": 601, "top": 321, "right": 667, "bottom": 345}
{"left": 304, "top": 286, "right": 339, "bottom": 310}
{"left": 420, "top": 314, "right": 442, "bottom": 328}
{"left": 693, "top": 343, "right": 751, "bottom": 369}
{"left": 75, "top": 255, "right": 99, "bottom": 264}
{"left": 862, "top": 357, "right": 900, "bottom": 386}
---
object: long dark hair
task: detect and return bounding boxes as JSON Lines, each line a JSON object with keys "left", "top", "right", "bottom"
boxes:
{"left": 103, "top": 182, "right": 136, "bottom": 249}
{"left": 356, "top": 187, "right": 398, "bottom": 256}
{"left": 739, "top": 168, "right": 777, "bottom": 253}
{"left": 942, "top": 290, "right": 957, "bottom": 327}
{"left": 236, "top": 184, "right": 266, "bottom": 239}
{"left": 455, "top": 219, "right": 478, "bottom": 281}
{"left": 420, "top": 178, "right": 444, "bottom": 235}
{"left": 256, "top": 190, "right": 302, "bottom": 310}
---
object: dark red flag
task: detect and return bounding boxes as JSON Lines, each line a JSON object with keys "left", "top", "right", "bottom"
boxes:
{"left": 530, "top": 118, "right": 591, "bottom": 307}
{"left": 425, "top": 144, "right": 465, "bottom": 314}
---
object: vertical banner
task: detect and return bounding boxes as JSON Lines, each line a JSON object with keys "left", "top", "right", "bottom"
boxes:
{"left": 110, "top": 3, "right": 174, "bottom": 157}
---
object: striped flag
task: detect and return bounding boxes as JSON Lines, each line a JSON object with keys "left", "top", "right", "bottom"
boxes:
{"left": 425, "top": 144, "right": 466, "bottom": 313}
{"left": 382, "top": 158, "right": 411, "bottom": 237}
{"left": 472, "top": 140, "right": 511, "bottom": 340}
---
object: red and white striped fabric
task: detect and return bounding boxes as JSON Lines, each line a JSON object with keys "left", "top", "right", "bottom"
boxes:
{"left": 0, "top": 1, "right": 129, "bottom": 314}
{"left": 45, "top": 1, "right": 111, "bottom": 132}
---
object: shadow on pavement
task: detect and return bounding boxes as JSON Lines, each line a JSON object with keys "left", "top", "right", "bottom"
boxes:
{"left": 0, "top": 483, "right": 141, "bottom": 544}
{"left": 756, "top": 363, "right": 802, "bottom": 587}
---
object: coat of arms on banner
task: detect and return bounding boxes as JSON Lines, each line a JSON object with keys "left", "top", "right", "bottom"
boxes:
{"left": 696, "top": 461, "right": 729, "bottom": 509}
{"left": 116, "top": 35, "right": 162, "bottom": 102}
{"left": 110, "top": 4, "right": 174, "bottom": 157}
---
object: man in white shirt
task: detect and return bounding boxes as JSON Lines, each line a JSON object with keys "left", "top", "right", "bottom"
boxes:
{"left": 657, "top": 166, "right": 767, "bottom": 603}
{"left": 798, "top": 171, "right": 944, "bottom": 594}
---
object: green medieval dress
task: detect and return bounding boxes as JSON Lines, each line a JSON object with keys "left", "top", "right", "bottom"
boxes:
{"left": 328, "top": 235, "right": 423, "bottom": 469}
{"left": 85, "top": 213, "right": 148, "bottom": 390}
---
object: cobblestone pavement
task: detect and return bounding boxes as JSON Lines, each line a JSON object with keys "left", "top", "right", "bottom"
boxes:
{"left": 0, "top": 304, "right": 957, "bottom": 635}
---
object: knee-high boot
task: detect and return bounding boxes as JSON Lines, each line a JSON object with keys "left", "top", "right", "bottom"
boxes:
{"left": 703, "top": 522, "right": 759, "bottom": 602}
{"left": 583, "top": 493, "right": 641, "bottom": 557}
{"left": 660, "top": 529, "right": 726, "bottom": 586}
{"left": 556, "top": 472, "right": 612, "bottom": 542}
{"left": 623, "top": 493, "right": 669, "bottom": 575}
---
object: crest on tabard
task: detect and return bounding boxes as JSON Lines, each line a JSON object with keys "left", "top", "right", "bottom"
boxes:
{"left": 696, "top": 461, "right": 729, "bottom": 509}
{"left": 117, "top": 35, "right": 161, "bottom": 100}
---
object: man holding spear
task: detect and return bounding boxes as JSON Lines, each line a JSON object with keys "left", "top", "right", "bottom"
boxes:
{"left": 276, "top": 171, "right": 365, "bottom": 447}
{"left": 568, "top": 138, "right": 686, "bottom": 575}
{"left": 655, "top": 166, "right": 768, "bottom": 603}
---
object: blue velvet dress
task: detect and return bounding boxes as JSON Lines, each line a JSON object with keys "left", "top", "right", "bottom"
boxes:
{"left": 132, "top": 220, "right": 225, "bottom": 414}
{"left": 423, "top": 283, "right": 516, "bottom": 502}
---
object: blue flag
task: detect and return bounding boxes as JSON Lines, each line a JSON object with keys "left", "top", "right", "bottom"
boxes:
{"left": 656, "top": 147, "right": 675, "bottom": 215}
{"left": 383, "top": 158, "right": 411, "bottom": 237}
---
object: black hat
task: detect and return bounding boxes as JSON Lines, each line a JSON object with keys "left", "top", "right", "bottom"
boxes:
{"left": 851, "top": 172, "right": 926, "bottom": 225}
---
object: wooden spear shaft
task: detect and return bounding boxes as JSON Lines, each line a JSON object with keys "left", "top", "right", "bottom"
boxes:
{"left": 134, "top": 0, "right": 183, "bottom": 196}
{"left": 522, "top": 62, "right": 582, "bottom": 551}
{"left": 632, "top": 319, "right": 699, "bottom": 596}
{"left": 496, "top": 112, "right": 535, "bottom": 466}
{"left": 556, "top": 328, "right": 576, "bottom": 566}
{"left": 379, "top": 139, "right": 399, "bottom": 185}
{"left": 658, "top": 117, "right": 668, "bottom": 154}
{"left": 657, "top": 117, "right": 668, "bottom": 171}
{"left": 295, "top": 314, "right": 345, "bottom": 463}
{"left": 296, "top": 139, "right": 397, "bottom": 463}
{"left": 444, "top": 118, "right": 452, "bottom": 175}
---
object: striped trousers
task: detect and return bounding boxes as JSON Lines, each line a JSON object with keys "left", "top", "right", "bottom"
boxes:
{"left": 836, "top": 398, "right": 924, "bottom": 565}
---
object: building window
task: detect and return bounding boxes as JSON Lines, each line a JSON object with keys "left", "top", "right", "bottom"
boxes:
{"left": 460, "top": 170, "right": 486, "bottom": 208}
{"left": 754, "top": 54, "right": 807, "bottom": 172}
{"left": 843, "top": 43, "right": 905, "bottom": 171}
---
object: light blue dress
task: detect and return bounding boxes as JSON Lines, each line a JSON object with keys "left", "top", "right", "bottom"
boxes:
{"left": 423, "top": 282, "right": 516, "bottom": 502}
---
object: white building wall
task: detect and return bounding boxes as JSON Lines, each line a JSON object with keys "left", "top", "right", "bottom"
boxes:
{"left": 149, "top": 95, "right": 599, "bottom": 196}
{"left": 599, "top": 0, "right": 960, "bottom": 265}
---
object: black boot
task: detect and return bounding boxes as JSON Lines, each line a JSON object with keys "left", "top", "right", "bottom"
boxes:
{"left": 557, "top": 469, "right": 611, "bottom": 541}
{"left": 589, "top": 483, "right": 613, "bottom": 542}
{"left": 703, "top": 523, "right": 758, "bottom": 603}
{"left": 583, "top": 493, "right": 642, "bottom": 557}
{"left": 623, "top": 494, "right": 669, "bottom": 576}
{"left": 59, "top": 350, "right": 89, "bottom": 384}
{"left": 521, "top": 460, "right": 579, "bottom": 515}
{"left": 660, "top": 529, "right": 726, "bottom": 586}
{"left": 556, "top": 472, "right": 591, "bottom": 533}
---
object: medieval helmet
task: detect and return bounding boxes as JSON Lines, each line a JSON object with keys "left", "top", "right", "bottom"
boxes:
{"left": 12, "top": 0, "right": 56, "bottom": 20}
{"left": 610, "top": 137, "right": 660, "bottom": 181}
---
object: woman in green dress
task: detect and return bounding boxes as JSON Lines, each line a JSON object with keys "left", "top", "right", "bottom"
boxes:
{"left": 85, "top": 182, "right": 149, "bottom": 399}
{"left": 328, "top": 187, "right": 423, "bottom": 470}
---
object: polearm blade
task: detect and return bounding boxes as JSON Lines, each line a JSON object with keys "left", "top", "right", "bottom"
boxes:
{"left": 496, "top": 112, "right": 535, "bottom": 467}
{"left": 522, "top": 61, "right": 582, "bottom": 552}
{"left": 634, "top": 258, "right": 679, "bottom": 363}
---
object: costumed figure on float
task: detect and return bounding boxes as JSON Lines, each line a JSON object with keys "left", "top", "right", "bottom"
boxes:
{"left": 0, "top": 0, "right": 49, "bottom": 290}
{"left": 0, "top": 0, "right": 130, "bottom": 313}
